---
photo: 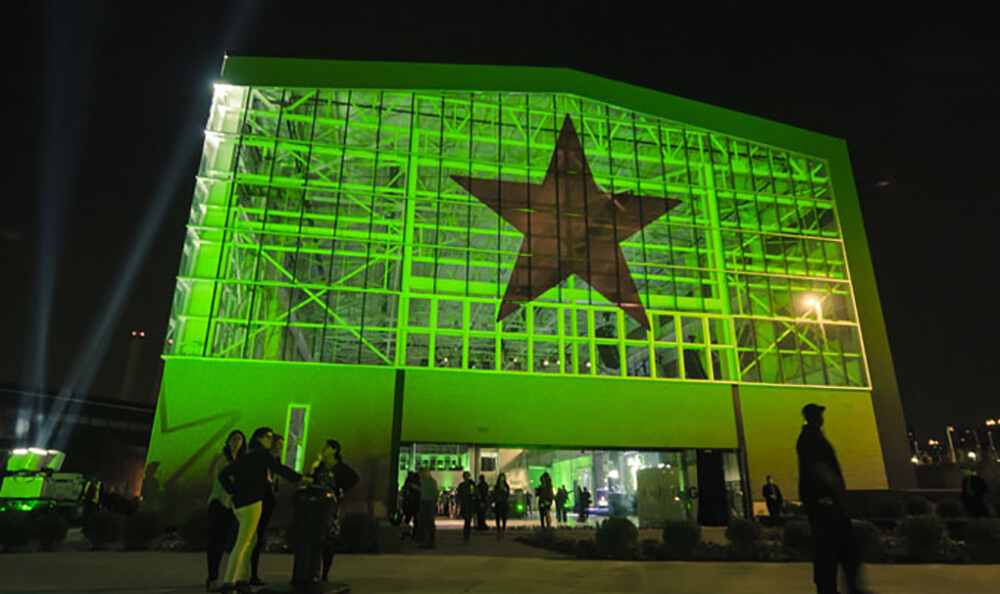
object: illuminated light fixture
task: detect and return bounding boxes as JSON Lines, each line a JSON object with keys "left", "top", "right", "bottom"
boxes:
{"left": 987, "top": 420, "right": 997, "bottom": 427}
{"left": 28, "top": 447, "right": 47, "bottom": 455}
{"left": 542, "top": 359, "right": 549, "bottom": 367}
{"left": 968, "top": 451, "right": 978, "bottom": 460}
{"left": 12, "top": 448, "right": 28, "bottom": 455}
{"left": 585, "top": 361, "right": 591, "bottom": 368}
{"left": 910, "top": 455, "right": 919, "bottom": 464}
{"left": 608, "top": 469, "right": 619, "bottom": 479}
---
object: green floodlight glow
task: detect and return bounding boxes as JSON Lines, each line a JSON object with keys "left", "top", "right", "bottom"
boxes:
{"left": 164, "top": 83, "right": 869, "bottom": 389}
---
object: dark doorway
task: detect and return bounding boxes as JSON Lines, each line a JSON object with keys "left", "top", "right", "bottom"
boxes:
{"left": 696, "top": 449, "right": 728, "bottom": 526}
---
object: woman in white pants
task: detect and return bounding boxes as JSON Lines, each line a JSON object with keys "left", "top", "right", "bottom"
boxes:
{"left": 218, "top": 427, "right": 305, "bottom": 594}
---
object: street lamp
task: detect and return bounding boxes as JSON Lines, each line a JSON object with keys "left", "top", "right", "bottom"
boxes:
{"left": 946, "top": 426, "right": 958, "bottom": 464}
{"left": 803, "top": 295, "right": 826, "bottom": 342}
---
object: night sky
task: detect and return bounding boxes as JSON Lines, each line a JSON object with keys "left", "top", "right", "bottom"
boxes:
{"left": 3, "top": 2, "right": 997, "bottom": 441}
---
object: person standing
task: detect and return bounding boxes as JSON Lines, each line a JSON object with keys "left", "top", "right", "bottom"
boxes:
{"left": 475, "top": 474, "right": 490, "bottom": 530}
{"left": 457, "top": 471, "right": 476, "bottom": 542}
{"left": 797, "top": 404, "right": 867, "bottom": 594}
{"left": 205, "top": 430, "right": 245, "bottom": 592}
{"left": 492, "top": 473, "right": 511, "bottom": 539}
{"left": 309, "top": 440, "right": 359, "bottom": 583}
{"left": 555, "top": 486, "right": 569, "bottom": 523}
{"left": 579, "top": 486, "right": 591, "bottom": 523}
{"left": 961, "top": 467, "right": 990, "bottom": 518}
{"left": 536, "top": 472, "right": 554, "bottom": 529}
{"left": 762, "top": 475, "right": 784, "bottom": 524}
{"left": 417, "top": 466, "right": 438, "bottom": 548}
{"left": 400, "top": 471, "right": 421, "bottom": 540}
{"left": 218, "top": 427, "right": 306, "bottom": 594}
{"left": 249, "top": 434, "right": 283, "bottom": 587}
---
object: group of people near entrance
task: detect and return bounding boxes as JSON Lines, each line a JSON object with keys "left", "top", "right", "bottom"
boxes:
{"left": 397, "top": 469, "right": 595, "bottom": 547}
{"left": 204, "top": 428, "right": 358, "bottom": 594}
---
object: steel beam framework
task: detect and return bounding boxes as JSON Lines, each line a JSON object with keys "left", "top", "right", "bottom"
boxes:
{"left": 165, "top": 84, "right": 869, "bottom": 388}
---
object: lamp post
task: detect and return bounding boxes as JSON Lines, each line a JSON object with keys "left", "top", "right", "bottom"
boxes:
{"left": 946, "top": 426, "right": 957, "bottom": 464}
{"left": 986, "top": 419, "right": 997, "bottom": 455}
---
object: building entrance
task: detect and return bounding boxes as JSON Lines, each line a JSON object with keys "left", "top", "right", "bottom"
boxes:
{"left": 396, "top": 443, "right": 746, "bottom": 527}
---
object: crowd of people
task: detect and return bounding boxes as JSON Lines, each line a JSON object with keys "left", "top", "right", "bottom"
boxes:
{"left": 395, "top": 467, "right": 595, "bottom": 547}
{"left": 204, "top": 427, "right": 357, "bottom": 594}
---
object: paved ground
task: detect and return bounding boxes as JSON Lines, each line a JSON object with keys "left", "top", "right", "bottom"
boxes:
{"left": 3, "top": 529, "right": 999, "bottom": 593}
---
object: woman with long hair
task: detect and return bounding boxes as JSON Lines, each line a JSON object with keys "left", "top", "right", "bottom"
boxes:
{"left": 492, "top": 472, "right": 511, "bottom": 539}
{"left": 309, "top": 439, "right": 359, "bottom": 582}
{"left": 205, "top": 430, "right": 245, "bottom": 592}
{"left": 219, "top": 427, "right": 306, "bottom": 594}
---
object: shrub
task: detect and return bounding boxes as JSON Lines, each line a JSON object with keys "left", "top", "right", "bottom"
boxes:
{"left": 177, "top": 509, "right": 209, "bottom": 551}
{"left": 725, "top": 518, "right": 762, "bottom": 560}
{"left": 338, "top": 512, "right": 376, "bottom": 553}
{"left": 640, "top": 538, "right": 661, "bottom": 559}
{"left": 0, "top": 512, "right": 32, "bottom": 552}
{"left": 898, "top": 515, "right": 947, "bottom": 562}
{"left": 903, "top": 496, "right": 933, "bottom": 517}
{"left": 935, "top": 498, "right": 964, "bottom": 520}
{"left": 84, "top": 511, "right": 125, "bottom": 550}
{"left": 124, "top": 511, "right": 165, "bottom": 550}
{"left": 595, "top": 517, "right": 638, "bottom": 560}
{"left": 576, "top": 538, "right": 602, "bottom": 559}
{"left": 963, "top": 518, "right": 1000, "bottom": 563}
{"left": 31, "top": 512, "right": 70, "bottom": 551}
{"left": 875, "top": 496, "right": 903, "bottom": 519}
{"left": 661, "top": 521, "right": 701, "bottom": 560}
{"left": 852, "top": 520, "right": 884, "bottom": 563}
{"left": 782, "top": 520, "right": 813, "bottom": 560}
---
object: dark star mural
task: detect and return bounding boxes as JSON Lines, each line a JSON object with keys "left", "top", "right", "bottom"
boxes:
{"left": 452, "top": 115, "right": 681, "bottom": 330}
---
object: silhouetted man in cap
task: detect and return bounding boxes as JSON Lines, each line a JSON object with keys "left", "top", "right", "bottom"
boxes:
{"left": 797, "top": 404, "right": 868, "bottom": 594}
{"left": 762, "top": 475, "right": 783, "bottom": 523}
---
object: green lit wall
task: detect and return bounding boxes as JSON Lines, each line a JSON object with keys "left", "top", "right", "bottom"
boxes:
{"left": 170, "top": 84, "right": 866, "bottom": 388}
{"left": 149, "top": 58, "right": 911, "bottom": 506}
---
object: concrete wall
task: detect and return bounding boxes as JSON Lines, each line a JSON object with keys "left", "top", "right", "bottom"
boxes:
{"left": 146, "top": 358, "right": 395, "bottom": 521}
{"left": 401, "top": 369, "right": 738, "bottom": 449}
{"left": 739, "top": 385, "right": 888, "bottom": 503}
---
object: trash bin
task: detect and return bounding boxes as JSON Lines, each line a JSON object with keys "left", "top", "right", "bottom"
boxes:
{"left": 263, "top": 486, "right": 350, "bottom": 594}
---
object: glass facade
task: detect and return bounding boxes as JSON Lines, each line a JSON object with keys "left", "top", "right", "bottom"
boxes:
{"left": 167, "top": 84, "right": 868, "bottom": 388}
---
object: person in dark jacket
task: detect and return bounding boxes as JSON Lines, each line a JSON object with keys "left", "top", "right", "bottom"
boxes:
{"left": 961, "top": 467, "right": 990, "bottom": 518}
{"left": 536, "top": 472, "right": 554, "bottom": 528}
{"left": 797, "top": 404, "right": 867, "bottom": 594}
{"left": 555, "top": 486, "right": 569, "bottom": 523}
{"left": 475, "top": 475, "right": 490, "bottom": 530}
{"left": 205, "top": 430, "right": 245, "bottom": 592}
{"left": 309, "top": 440, "right": 359, "bottom": 582}
{"left": 400, "top": 471, "right": 421, "bottom": 540}
{"left": 456, "top": 471, "right": 476, "bottom": 542}
{"left": 492, "top": 473, "right": 511, "bottom": 539}
{"left": 579, "top": 486, "right": 591, "bottom": 522}
{"left": 249, "top": 434, "right": 283, "bottom": 587}
{"left": 762, "top": 475, "right": 784, "bottom": 523}
{"left": 219, "top": 427, "right": 306, "bottom": 594}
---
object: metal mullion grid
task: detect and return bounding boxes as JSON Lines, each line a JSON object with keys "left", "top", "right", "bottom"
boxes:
{"left": 427, "top": 95, "right": 450, "bottom": 368}
{"left": 761, "top": 149, "right": 808, "bottom": 384}
{"left": 741, "top": 140, "right": 785, "bottom": 384}
{"left": 318, "top": 91, "right": 354, "bottom": 364}
{"left": 202, "top": 86, "right": 252, "bottom": 358}
{"left": 602, "top": 105, "right": 626, "bottom": 378}
{"left": 770, "top": 150, "right": 828, "bottom": 384}
{"left": 683, "top": 131, "right": 708, "bottom": 316}
{"left": 722, "top": 141, "right": 762, "bottom": 383}
{"left": 354, "top": 94, "right": 388, "bottom": 366}
{"left": 240, "top": 88, "right": 289, "bottom": 359}
{"left": 280, "top": 91, "right": 321, "bottom": 361}
{"left": 392, "top": 93, "right": 419, "bottom": 369}
{"left": 629, "top": 114, "right": 656, "bottom": 376}
{"left": 494, "top": 96, "right": 506, "bottom": 371}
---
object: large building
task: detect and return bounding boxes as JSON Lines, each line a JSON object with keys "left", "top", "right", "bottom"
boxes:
{"left": 146, "top": 57, "right": 912, "bottom": 524}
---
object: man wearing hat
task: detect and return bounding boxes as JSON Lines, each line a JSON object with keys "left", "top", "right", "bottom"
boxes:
{"left": 797, "top": 403, "right": 867, "bottom": 594}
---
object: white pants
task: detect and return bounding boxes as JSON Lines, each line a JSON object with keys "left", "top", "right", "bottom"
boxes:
{"left": 224, "top": 501, "right": 261, "bottom": 583}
